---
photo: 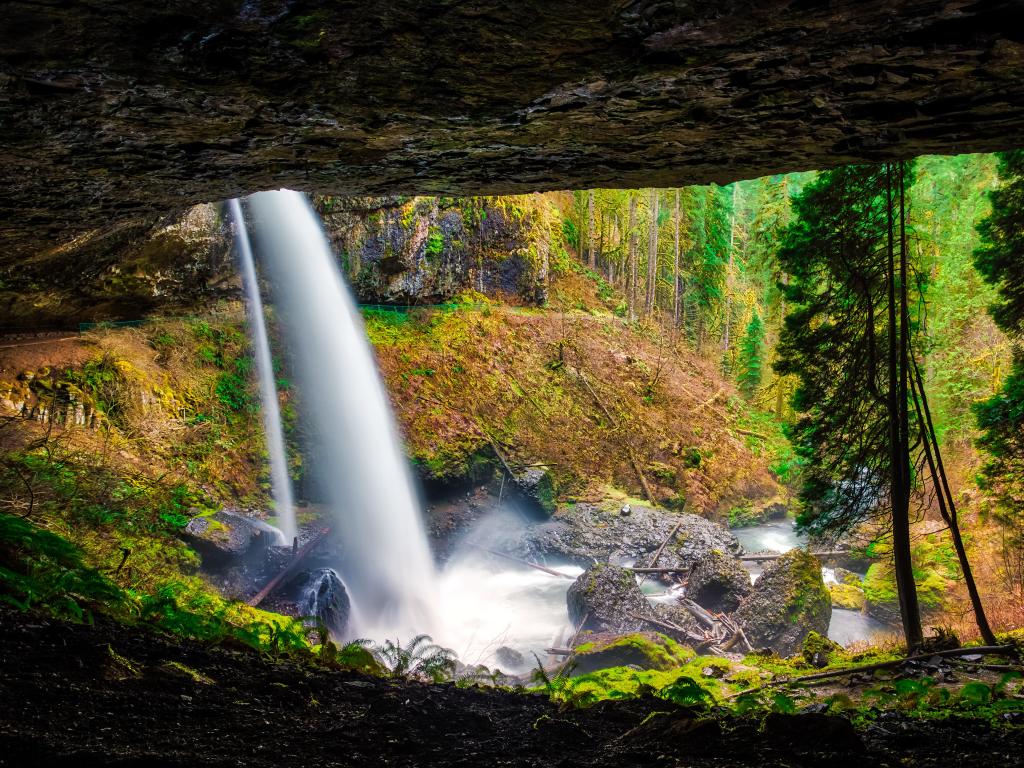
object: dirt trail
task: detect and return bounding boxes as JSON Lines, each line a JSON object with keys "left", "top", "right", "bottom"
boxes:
{"left": 1, "top": 609, "right": 1021, "bottom": 768}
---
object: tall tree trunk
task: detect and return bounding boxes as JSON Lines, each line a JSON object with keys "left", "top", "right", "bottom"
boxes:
{"left": 909, "top": 360, "right": 998, "bottom": 645}
{"left": 673, "top": 188, "right": 681, "bottom": 328}
{"left": 587, "top": 190, "right": 596, "bottom": 269}
{"left": 721, "top": 183, "right": 739, "bottom": 355}
{"left": 598, "top": 208, "right": 605, "bottom": 277}
{"left": 628, "top": 193, "right": 638, "bottom": 322}
{"left": 646, "top": 188, "right": 658, "bottom": 316}
{"left": 888, "top": 162, "right": 923, "bottom": 649}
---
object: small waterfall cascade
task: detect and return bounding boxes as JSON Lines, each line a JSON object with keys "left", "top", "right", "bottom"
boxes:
{"left": 229, "top": 199, "right": 297, "bottom": 543}
{"left": 245, "top": 190, "right": 437, "bottom": 640}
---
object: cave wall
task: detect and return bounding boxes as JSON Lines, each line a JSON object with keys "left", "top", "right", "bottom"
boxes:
{"left": 2, "top": 0, "right": 1024, "bottom": 261}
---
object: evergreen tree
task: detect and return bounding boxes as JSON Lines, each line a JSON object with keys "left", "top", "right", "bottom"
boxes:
{"left": 775, "top": 162, "right": 924, "bottom": 645}
{"left": 738, "top": 311, "right": 765, "bottom": 398}
{"left": 974, "top": 150, "right": 1024, "bottom": 561}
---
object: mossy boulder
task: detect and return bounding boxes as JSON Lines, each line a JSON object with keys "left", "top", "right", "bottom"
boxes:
{"left": 734, "top": 549, "right": 831, "bottom": 657}
{"left": 801, "top": 630, "right": 842, "bottom": 667}
{"left": 572, "top": 632, "right": 694, "bottom": 675}
{"left": 567, "top": 563, "right": 648, "bottom": 633}
{"left": 829, "top": 582, "right": 867, "bottom": 611}
{"left": 686, "top": 550, "right": 752, "bottom": 613}
{"left": 181, "top": 510, "right": 270, "bottom": 566}
{"left": 513, "top": 466, "right": 556, "bottom": 518}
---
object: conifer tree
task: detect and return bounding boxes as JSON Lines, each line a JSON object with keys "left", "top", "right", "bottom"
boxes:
{"left": 775, "top": 162, "right": 924, "bottom": 645}
{"left": 738, "top": 312, "right": 765, "bottom": 398}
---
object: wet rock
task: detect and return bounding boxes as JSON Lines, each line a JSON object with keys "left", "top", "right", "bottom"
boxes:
{"left": 181, "top": 510, "right": 270, "bottom": 566}
{"left": 297, "top": 568, "right": 351, "bottom": 639}
{"left": 571, "top": 632, "right": 692, "bottom": 675}
{"left": 567, "top": 563, "right": 648, "bottom": 633}
{"left": 494, "top": 646, "right": 525, "bottom": 670}
{"left": 685, "top": 550, "right": 751, "bottom": 613}
{"left": 512, "top": 466, "right": 556, "bottom": 518}
{"left": 735, "top": 549, "right": 831, "bottom": 657}
{"left": 514, "top": 500, "right": 740, "bottom": 571}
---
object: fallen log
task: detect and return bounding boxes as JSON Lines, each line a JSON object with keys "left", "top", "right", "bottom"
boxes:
{"left": 739, "top": 550, "right": 850, "bottom": 562}
{"left": 469, "top": 545, "right": 574, "bottom": 579}
{"left": 628, "top": 566, "right": 691, "bottom": 574}
{"left": 727, "top": 644, "right": 1020, "bottom": 698}
{"left": 247, "top": 527, "right": 331, "bottom": 607}
{"left": 681, "top": 598, "right": 719, "bottom": 630}
{"left": 637, "top": 512, "right": 685, "bottom": 588}
{"left": 625, "top": 611, "right": 716, "bottom": 649}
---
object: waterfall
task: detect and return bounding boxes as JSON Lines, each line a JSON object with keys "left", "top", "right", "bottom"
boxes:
{"left": 245, "top": 190, "right": 437, "bottom": 639}
{"left": 229, "top": 199, "right": 297, "bottom": 542}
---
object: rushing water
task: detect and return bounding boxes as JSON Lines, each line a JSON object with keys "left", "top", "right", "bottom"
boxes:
{"left": 230, "top": 198, "right": 297, "bottom": 543}
{"left": 246, "top": 190, "right": 437, "bottom": 640}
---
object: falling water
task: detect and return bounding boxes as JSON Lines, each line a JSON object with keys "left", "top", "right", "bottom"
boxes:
{"left": 229, "top": 199, "right": 297, "bottom": 543}
{"left": 245, "top": 190, "right": 437, "bottom": 640}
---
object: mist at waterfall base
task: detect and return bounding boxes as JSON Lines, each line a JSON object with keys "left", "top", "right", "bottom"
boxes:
{"left": 246, "top": 190, "right": 437, "bottom": 641}
{"left": 229, "top": 198, "right": 297, "bottom": 544}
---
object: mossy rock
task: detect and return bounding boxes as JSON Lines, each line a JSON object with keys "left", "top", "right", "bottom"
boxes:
{"left": 801, "top": 630, "right": 842, "bottom": 667}
{"left": 829, "top": 582, "right": 867, "bottom": 611}
{"left": 572, "top": 631, "right": 694, "bottom": 675}
{"left": 567, "top": 563, "right": 649, "bottom": 633}
{"left": 735, "top": 549, "right": 831, "bottom": 657}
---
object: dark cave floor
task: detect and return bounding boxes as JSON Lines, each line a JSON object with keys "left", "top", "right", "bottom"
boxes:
{"left": 1, "top": 608, "right": 1022, "bottom": 768}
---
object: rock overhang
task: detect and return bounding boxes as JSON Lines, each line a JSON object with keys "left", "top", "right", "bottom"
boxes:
{"left": 2, "top": 0, "right": 1024, "bottom": 259}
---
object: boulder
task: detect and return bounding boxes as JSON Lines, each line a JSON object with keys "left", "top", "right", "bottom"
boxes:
{"left": 297, "top": 568, "right": 351, "bottom": 639}
{"left": 512, "top": 466, "right": 556, "bottom": 518}
{"left": 571, "top": 632, "right": 693, "bottom": 675}
{"left": 829, "top": 583, "right": 867, "bottom": 611}
{"left": 686, "top": 550, "right": 752, "bottom": 613}
{"left": 567, "top": 563, "right": 648, "bottom": 633}
{"left": 514, "top": 501, "right": 740, "bottom": 571}
{"left": 735, "top": 549, "right": 831, "bottom": 657}
{"left": 494, "top": 646, "right": 526, "bottom": 670}
{"left": 181, "top": 510, "right": 270, "bottom": 565}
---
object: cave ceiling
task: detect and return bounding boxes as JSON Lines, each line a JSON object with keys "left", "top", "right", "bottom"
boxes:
{"left": 2, "top": 0, "right": 1024, "bottom": 259}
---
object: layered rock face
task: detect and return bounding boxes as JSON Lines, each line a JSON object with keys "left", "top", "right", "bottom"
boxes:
{"left": 3, "top": 1, "right": 1024, "bottom": 259}
{"left": 0, "top": 204, "right": 236, "bottom": 328}
{"left": 318, "top": 195, "right": 560, "bottom": 306}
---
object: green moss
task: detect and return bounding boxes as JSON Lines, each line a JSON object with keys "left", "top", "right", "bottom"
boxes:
{"left": 829, "top": 582, "right": 867, "bottom": 610}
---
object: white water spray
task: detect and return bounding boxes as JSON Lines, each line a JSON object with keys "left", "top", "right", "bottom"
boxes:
{"left": 229, "top": 198, "right": 297, "bottom": 543}
{"left": 246, "top": 190, "right": 437, "bottom": 639}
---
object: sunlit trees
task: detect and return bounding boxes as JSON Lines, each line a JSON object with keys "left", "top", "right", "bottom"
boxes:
{"left": 974, "top": 150, "right": 1024, "bottom": 594}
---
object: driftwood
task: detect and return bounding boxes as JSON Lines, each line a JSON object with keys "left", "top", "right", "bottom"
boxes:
{"left": 628, "top": 566, "right": 691, "bottom": 574}
{"left": 470, "top": 545, "right": 574, "bottom": 579}
{"left": 728, "top": 644, "right": 1020, "bottom": 698}
{"left": 626, "top": 611, "right": 711, "bottom": 648}
{"left": 247, "top": 528, "right": 331, "bottom": 607}
{"left": 636, "top": 512, "right": 686, "bottom": 588}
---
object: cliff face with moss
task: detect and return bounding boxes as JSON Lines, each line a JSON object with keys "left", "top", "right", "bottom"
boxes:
{"left": 1, "top": 194, "right": 568, "bottom": 328}
{"left": 318, "top": 194, "right": 566, "bottom": 306}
